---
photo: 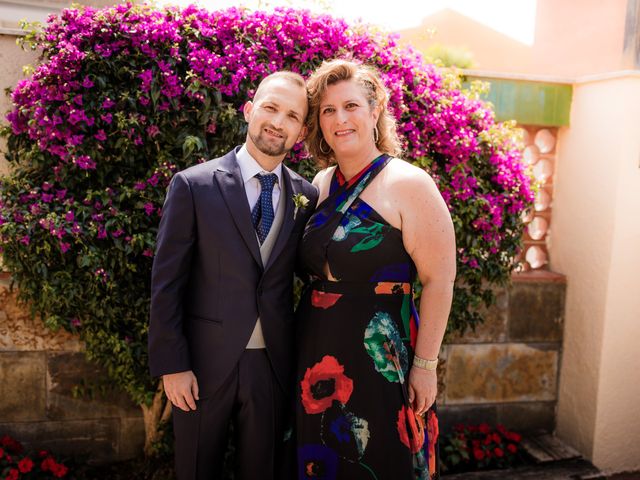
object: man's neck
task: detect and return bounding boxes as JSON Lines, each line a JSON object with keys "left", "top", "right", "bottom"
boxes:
{"left": 245, "top": 141, "right": 284, "bottom": 172}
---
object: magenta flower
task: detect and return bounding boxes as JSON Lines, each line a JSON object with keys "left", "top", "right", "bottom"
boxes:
{"left": 143, "top": 202, "right": 155, "bottom": 216}
{"left": 146, "top": 125, "right": 160, "bottom": 137}
{"left": 138, "top": 69, "right": 153, "bottom": 92}
{"left": 75, "top": 155, "right": 96, "bottom": 170}
{"left": 102, "top": 98, "right": 115, "bottom": 109}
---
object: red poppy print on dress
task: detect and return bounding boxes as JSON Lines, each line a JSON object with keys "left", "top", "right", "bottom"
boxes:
{"left": 396, "top": 404, "right": 426, "bottom": 454}
{"left": 311, "top": 290, "right": 343, "bottom": 309}
{"left": 301, "top": 355, "right": 354, "bottom": 414}
{"left": 426, "top": 409, "right": 439, "bottom": 475}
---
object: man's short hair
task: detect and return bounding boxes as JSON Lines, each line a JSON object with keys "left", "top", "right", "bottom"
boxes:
{"left": 253, "top": 71, "right": 305, "bottom": 101}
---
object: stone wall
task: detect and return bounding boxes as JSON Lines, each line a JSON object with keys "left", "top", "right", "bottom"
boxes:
{"left": 0, "top": 274, "right": 145, "bottom": 463}
{"left": 0, "top": 270, "right": 566, "bottom": 462}
{"left": 438, "top": 271, "right": 566, "bottom": 434}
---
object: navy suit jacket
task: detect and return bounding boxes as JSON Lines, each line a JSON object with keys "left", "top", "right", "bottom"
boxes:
{"left": 148, "top": 148, "right": 318, "bottom": 397}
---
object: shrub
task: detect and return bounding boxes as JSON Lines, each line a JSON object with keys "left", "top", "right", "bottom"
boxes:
{"left": 0, "top": 3, "right": 533, "bottom": 451}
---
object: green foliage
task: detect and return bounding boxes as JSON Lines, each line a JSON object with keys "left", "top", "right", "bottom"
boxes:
{"left": 424, "top": 43, "right": 476, "bottom": 69}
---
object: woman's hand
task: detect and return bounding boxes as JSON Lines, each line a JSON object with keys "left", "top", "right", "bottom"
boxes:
{"left": 408, "top": 367, "right": 437, "bottom": 416}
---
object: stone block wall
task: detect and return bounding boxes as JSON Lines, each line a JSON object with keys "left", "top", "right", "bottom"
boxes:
{"left": 0, "top": 270, "right": 566, "bottom": 461}
{"left": 0, "top": 274, "right": 145, "bottom": 463}
{"left": 438, "top": 271, "right": 566, "bottom": 434}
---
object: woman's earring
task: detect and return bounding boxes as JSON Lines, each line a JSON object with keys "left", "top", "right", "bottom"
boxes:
{"left": 319, "top": 137, "right": 331, "bottom": 155}
{"left": 373, "top": 126, "right": 379, "bottom": 144}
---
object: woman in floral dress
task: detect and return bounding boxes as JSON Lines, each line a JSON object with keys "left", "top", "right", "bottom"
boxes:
{"left": 294, "top": 59, "right": 456, "bottom": 480}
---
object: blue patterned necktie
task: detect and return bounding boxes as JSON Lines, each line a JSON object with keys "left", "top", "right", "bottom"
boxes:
{"left": 251, "top": 173, "right": 278, "bottom": 244}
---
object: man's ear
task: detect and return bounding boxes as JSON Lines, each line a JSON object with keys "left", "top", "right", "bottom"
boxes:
{"left": 243, "top": 101, "right": 254, "bottom": 122}
{"left": 297, "top": 125, "right": 308, "bottom": 143}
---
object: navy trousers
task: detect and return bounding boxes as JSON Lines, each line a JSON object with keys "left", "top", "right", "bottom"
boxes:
{"left": 172, "top": 350, "right": 288, "bottom": 480}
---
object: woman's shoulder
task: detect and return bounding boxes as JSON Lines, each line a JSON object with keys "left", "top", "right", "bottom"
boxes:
{"left": 382, "top": 157, "right": 445, "bottom": 217}
{"left": 385, "top": 157, "right": 433, "bottom": 188}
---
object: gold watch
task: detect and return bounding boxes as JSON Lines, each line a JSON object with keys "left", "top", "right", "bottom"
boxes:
{"left": 412, "top": 355, "right": 438, "bottom": 371}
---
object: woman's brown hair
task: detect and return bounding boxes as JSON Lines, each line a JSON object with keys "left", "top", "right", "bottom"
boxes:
{"left": 305, "top": 59, "right": 402, "bottom": 167}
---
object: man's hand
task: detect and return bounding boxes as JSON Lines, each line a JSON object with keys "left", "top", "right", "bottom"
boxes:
{"left": 163, "top": 370, "right": 199, "bottom": 412}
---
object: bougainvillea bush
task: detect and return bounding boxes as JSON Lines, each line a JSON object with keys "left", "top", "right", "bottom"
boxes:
{"left": 0, "top": 3, "right": 533, "bottom": 451}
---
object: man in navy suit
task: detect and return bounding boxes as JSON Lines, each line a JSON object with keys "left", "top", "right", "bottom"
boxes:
{"left": 148, "top": 71, "right": 317, "bottom": 480}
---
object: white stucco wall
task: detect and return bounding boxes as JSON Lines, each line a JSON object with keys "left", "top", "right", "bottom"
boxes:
{"left": 553, "top": 72, "right": 640, "bottom": 473}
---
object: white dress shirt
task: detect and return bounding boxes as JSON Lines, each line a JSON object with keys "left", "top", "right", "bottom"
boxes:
{"left": 236, "top": 144, "right": 282, "bottom": 215}
{"left": 236, "top": 144, "right": 284, "bottom": 349}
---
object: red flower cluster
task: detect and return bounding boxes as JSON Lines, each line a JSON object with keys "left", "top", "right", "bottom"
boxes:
{"left": 0, "top": 434, "right": 69, "bottom": 479}
{"left": 441, "top": 423, "right": 523, "bottom": 473}
{"left": 41, "top": 455, "right": 69, "bottom": 478}
{"left": 0, "top": 436, "right": 23, "bottom": 455}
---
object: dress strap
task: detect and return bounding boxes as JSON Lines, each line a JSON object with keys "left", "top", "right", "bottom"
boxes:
{"left": 301, "top": 154, "right": 392, "bottom": 281}
{"left": 329, "top": 153, "right": 391, "bottom": 194}
{"left": 308, "top": 154, "right": 391, "bottom": 231}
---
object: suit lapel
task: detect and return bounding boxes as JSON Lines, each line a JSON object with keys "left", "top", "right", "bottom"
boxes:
{"left": 215, "top": 150, "right": 262, "bottom": 267}
{"left": 264, "top": 166, "right": 300, "bottom": 272}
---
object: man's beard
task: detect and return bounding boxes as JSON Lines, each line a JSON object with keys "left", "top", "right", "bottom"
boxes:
{"left": 249, "top": 125, "right": 290, "bottom": 157}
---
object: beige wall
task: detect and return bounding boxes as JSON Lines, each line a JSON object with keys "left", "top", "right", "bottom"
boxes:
{"left": 398, "top": 8, "right": 533, "bottom": 72}
{"left": 399, "top": 0, "right": 632, "bottom": 77}
{"left": 533, "top": 0, "right": 630, "bottom": 77}
{"left": 591, "top": 75, "right": 640, "bottom": 470}
{"left": 553, "top": 73, "right": 640, "bottom": 472}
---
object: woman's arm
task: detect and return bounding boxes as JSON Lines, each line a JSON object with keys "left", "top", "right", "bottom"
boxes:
{"left": 397, "top": 164, "right": 456, "bottom": 415}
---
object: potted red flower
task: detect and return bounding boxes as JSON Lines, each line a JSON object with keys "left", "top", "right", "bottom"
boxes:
{"left": 0, "top": 434, "right": 69, "bottom": 479}
{"left": 441, "top": 423, "right": 524, "bottom": 473}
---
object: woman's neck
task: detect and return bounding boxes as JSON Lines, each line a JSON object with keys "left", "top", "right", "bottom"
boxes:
{"left": 335, "top": 145, "right": 383, "bottom": 181}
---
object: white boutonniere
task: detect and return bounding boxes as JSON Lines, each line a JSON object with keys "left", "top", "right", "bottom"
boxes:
{"left": 292, "top": 193, "right": 310, "bottom": 219}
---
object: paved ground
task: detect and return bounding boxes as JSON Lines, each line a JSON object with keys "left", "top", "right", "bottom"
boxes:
{"left": 443, "top": 459, "right": 640, "bottom": 480}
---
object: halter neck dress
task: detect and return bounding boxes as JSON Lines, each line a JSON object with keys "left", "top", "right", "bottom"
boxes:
{"left": 295, "top": 154, "right": 440, "bottom": 480}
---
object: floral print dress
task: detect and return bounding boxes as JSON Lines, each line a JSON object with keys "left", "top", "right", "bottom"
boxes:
{"left": 295, "top": 155, "right": 439, "bottom": 480}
